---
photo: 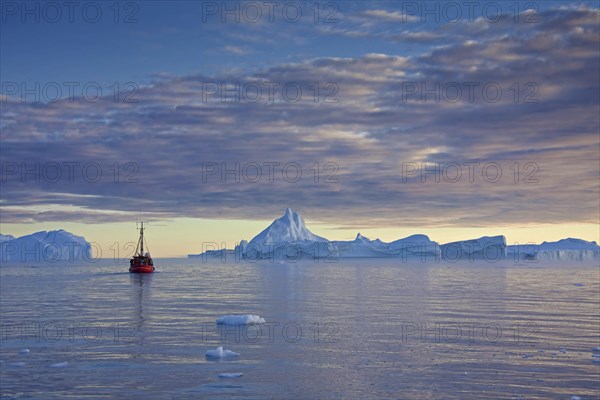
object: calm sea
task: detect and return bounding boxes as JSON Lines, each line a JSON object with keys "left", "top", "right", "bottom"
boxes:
{"left": 1, "top": 259, "right": 599, "bottom": 399}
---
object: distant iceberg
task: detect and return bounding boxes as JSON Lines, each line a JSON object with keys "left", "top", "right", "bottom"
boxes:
{"left": 441, "top": 236, "right": 507, "bottom": 261}
{"left": 188, "top": 209, "right": 599, "bottom": 263}
{"left": 0, "top": 230, "right": 91, "bottom": 263}
{"left": 508, "top": 238, "right": 600, "bottom": 262}
{"left": 330, "top": 233, "right": 440, "bottom": 260}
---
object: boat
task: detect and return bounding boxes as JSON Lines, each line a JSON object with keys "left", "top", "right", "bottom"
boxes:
{"left": 129, "top": 222, "right": 155, "bottom": 273}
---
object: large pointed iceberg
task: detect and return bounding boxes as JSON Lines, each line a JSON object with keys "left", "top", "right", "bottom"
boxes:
{"left": 240, "top": 208, "right": 332, "bottom": 260}
{"left": 249, "top": 208, "right": 327, "bottom": 245}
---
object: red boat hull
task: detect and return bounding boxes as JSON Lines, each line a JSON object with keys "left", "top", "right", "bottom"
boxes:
{"left": 129, "top": 264, "right": 155, "bottom": 273}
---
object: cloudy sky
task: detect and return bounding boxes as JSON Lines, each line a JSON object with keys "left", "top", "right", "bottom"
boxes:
{"left": 1, "top": 1, "right": 599, "bottom": 256}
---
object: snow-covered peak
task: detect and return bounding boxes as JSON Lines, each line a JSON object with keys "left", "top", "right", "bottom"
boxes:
{"left": 248, "top": 209, "right": 327, "bottom": 246}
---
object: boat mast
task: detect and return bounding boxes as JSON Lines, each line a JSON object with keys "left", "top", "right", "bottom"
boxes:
{"left": 140, "top": 222, "right": 144, "bottom": 255}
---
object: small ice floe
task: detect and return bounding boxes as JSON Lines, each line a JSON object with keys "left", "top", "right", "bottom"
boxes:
{"left": 218, "top": 372, "right": 243, "bottom": 378}
{"left": 573, "top": 283, "right": 584, "bottom": 287}
{"left": 216, "top": 315, "right": 266, "bottom": 325}
{"left": 205, "top": 346, "right": 240, "bottom": 360}
{"left": 10, "top": 362, "right": 26, "bottom": 367}
{"left": 18, "top": 349, "right": 30, "bottom": 355}
{"left": 560, "top": 348, "right": 567, "bottom": 353}
{"left": 50, "top": 362, "right": 69, "bottom": 368}
{"left": 570, "top": 396, "right": 582, "bottom": 400}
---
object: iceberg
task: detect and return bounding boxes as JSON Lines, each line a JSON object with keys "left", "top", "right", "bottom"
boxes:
{"left": 250, "top": 208, "right": 327, "bottom": 245}
{"left": 507, "top": 238, "right": 600, "bottom": 262}
{"left": 0, "top": 230, "right": 91, "bottom": 263}
{"left": 216, "top": 314, "right": 266, "bottom": 325}
{"left": 539, "top": 238, "right": 599, "bottom": 251}
{"left": 205, "top": 346, "right": 240, "bottom": 360}
{"left": 190, "top": 209, "right": 440, "bottom": 260}
{"left": 440, "top": 236, "right": 506, "bottom": 261}
{"left": 188, "top": 209, "right": 597, "bottom": 263}
{"left": 330, "top": 233, "right": 440, "bottom": 259}
{"left": 243, "top": 208, "right": 330, "bottom": 260}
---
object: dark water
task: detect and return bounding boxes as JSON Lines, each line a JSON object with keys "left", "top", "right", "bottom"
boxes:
{"left": 1, "top": 259, "right": 599, "bottom": 399}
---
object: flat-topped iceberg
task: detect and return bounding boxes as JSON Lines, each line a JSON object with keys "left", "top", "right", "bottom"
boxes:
{"left": 441, "top": 236, "right": 507, "bottom": 261}
{"left": 330, "top": 233, "right": 440, "bottom": 259}
{"left": 508, "top": 238, "right": 600, "bottom": 262}
{"left": 216, "top": 314, "right": 266, "bottom": 325}
{"left": 539, "top": 238, "right": 599, "bottom": 251}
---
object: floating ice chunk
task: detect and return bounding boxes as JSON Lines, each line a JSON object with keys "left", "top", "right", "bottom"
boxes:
{"left": 570, "top": 396, "right": 582, "bottom": 400}
{"left": 19, "top": 349, "right": 30, "bottom": 355}
{"left": 216, "top": 315, "right": 266, "bottom": 325}
{"left": 560, "top": 348, "right": 567, "bottom": 353}
{"left": 10, "top": 362, "right": 26, "bottom": 367}
{"left": 219, "top": 372, "right": 243, "bottom": 378}
{"left": 50, "top": 362, "right": 69, "bottom": 368}
{"left": 205, "top": 347, "right": 240, "bottom": 360}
